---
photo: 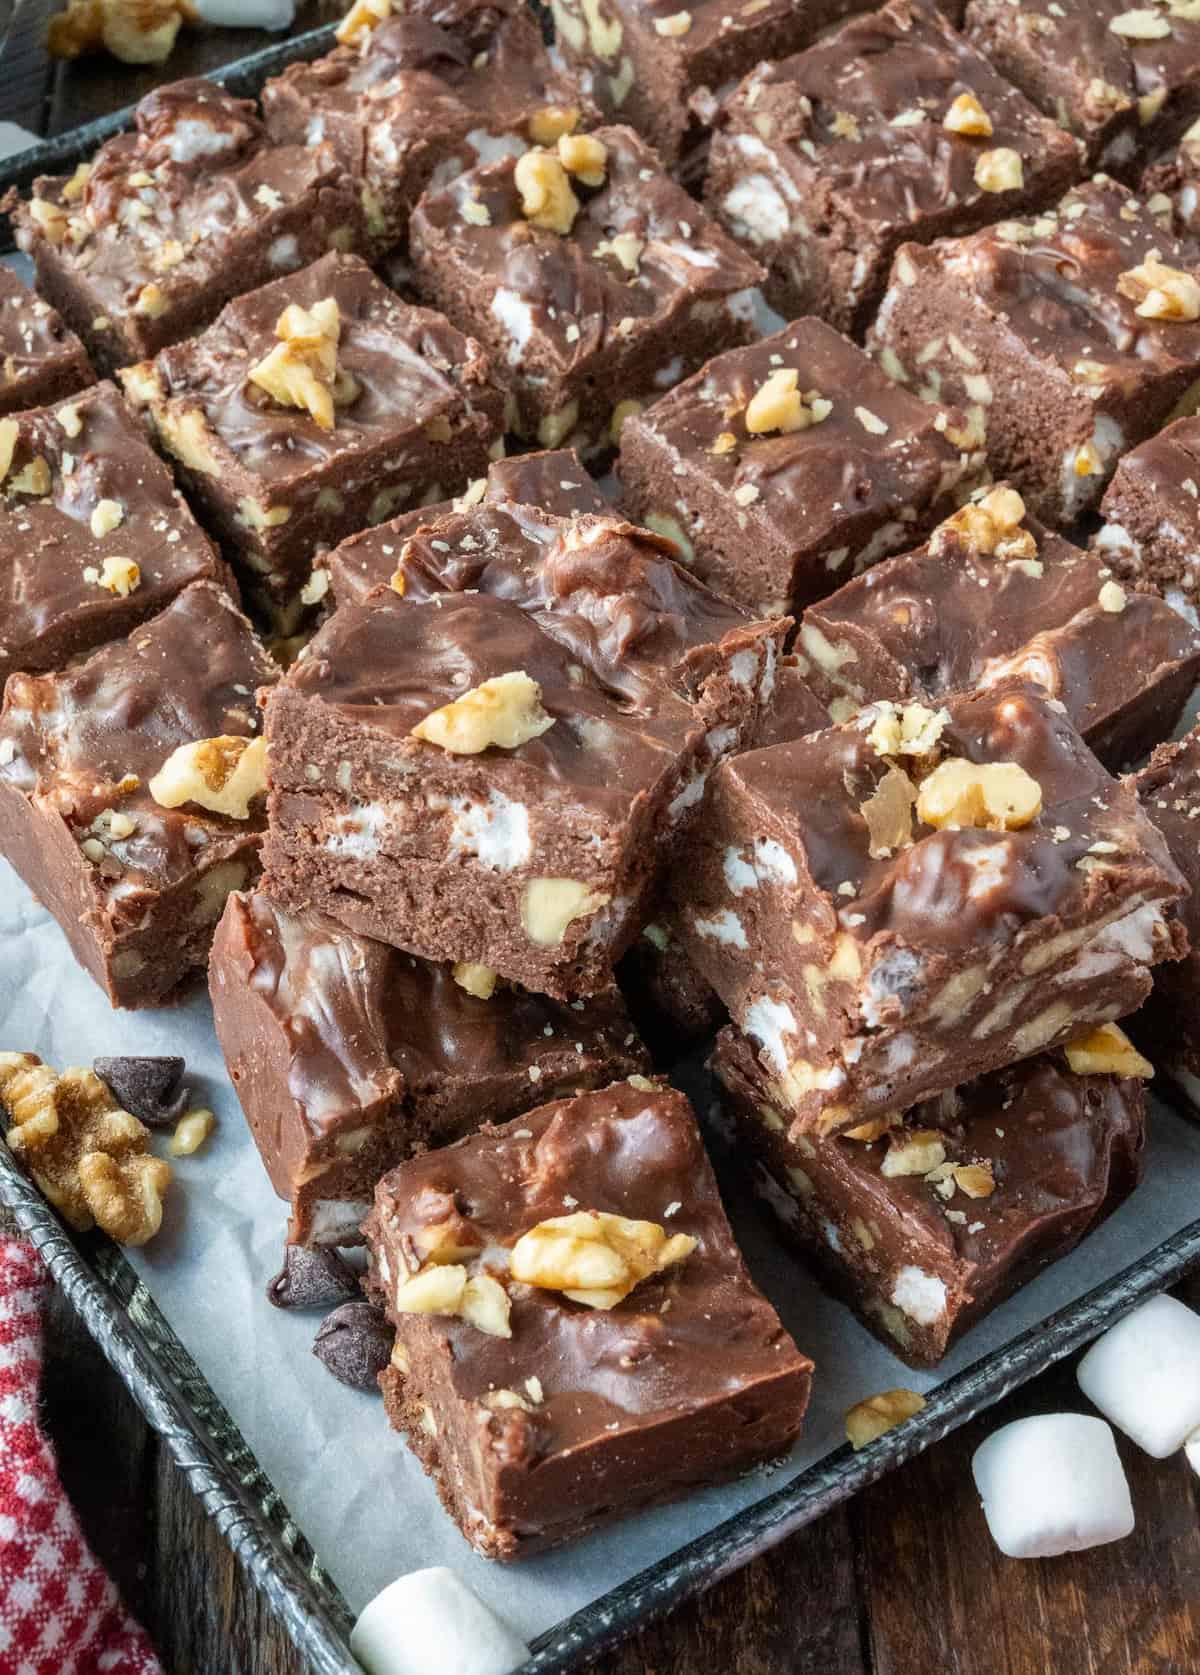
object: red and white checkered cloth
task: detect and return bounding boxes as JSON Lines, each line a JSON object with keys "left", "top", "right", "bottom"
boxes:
{"left": 0, "top": 1238, "right": 163, "bottom": 1675}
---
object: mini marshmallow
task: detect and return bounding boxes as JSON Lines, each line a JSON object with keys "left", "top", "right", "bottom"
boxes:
{"left": 1076, "top": 1293, "right": 1200, "bottom": 1458}
{"left": 972, "top": 1413, "right": 1134, "bottom": 1558}
{"left": 191, "top": 0, "right": 295, "bottom": 26}
{"left": 350, "top": 1567, "right": 529, "bottom": 1675}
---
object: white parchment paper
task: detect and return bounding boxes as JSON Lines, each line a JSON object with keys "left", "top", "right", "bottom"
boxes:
{"left": 3, "top": 857, "right": 1200, "bottom": 1642}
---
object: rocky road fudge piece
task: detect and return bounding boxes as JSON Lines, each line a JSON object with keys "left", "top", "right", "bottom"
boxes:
{"left": 365, "top": 1077, "right": 813, "bottom": 1558}
{"left": 712, "top": 1028, "right": 1146, "bottom": 1365}
{"left": 546, "top": 0, "right": 868, "bottom": 169}
{"left": 620, "top": 318, "right": 980, "bottom": 616}
{"left": 671, "top": 684, "right": 1187, "bottom": 1138}
{"left": 262, "top": 515, "right": 785, "bottom": 996}
{"left": 263, "top": 0, "right": 593, "bottom": 253}
{"left": 1132, "top": 725, "right": 1200, "bottom": 1106}
{"left": 0, "top": 380, "right": 225, "bottom": 678}
{"left": 870, "top": 177, "right": 1200, "bottom": 527}
{"left": 965, "top": 0, "right": 1200, "bottom": 177}
{"left": 322, "top": 447, "right": 607, "bottom": 608}
{"left": 121, "top": 251, "right": 502, "bottom": 628}
{"left": 799, "top": 485, "right": 1200, "bottom": 770}
{"left": 707, "top": 0, "right": 1083, "bottom": 340}
{"left": 210, "top": 888, "right": 648, "bottom": 1246}
{"left": 6, "top": 80, "right": 362, "bottom": 376}
{"left": 0, "top": 581, "right": 276, "bottom": 1008}
{"left": 0, "top": 268, "right": 92, "bottom": 416}
{"left": 1096, "top": 413, "right": 1200, "bottom": 616}
{"left": 409, "top": 123, "right": 763, "bottom": 458}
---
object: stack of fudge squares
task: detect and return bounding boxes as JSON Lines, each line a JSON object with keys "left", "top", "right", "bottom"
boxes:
{"left": 7, "top": 0, "right": 1200, "bottom": 1563}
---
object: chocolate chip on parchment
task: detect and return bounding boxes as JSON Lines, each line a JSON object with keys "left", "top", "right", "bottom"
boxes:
{"left": 93, "top": 1056, "right": 189, "bottom": 1128}
{"left": 313, "top": 1300, "right": 394, "bottom": 1392}
{"left": 268, "top": 1245, "right": 361, "bottom": 1311}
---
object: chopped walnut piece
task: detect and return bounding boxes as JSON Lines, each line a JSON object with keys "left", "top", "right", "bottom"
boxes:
{"left": 557, "top": 132, "right": 608, "bottom": 188}
{"left": 944, "top": 92, "right": 993, "bottom": 137}
{"left": 148, "top": 734, "right": 267, "bottom": 820}
{"left": 453, "top": 961, "right": 498, "bottom": 999}
{"left": 514, "top": 149, "right": 580, "bottom": 235}
{"left": 865, "top": 700, "right": 949, "bottom": 761}
{"left": 931, "top": 486, "right": 1036, "bottom": 560}
{"left": 509, "top": 1209, "right": 696, "bottom": 1309}
{"left": 654, "top": 9, "right": 692, "bottom": 33}
{"left": 90, "top": 555, "right": 140, "bottom": 596}
{"left": 169, "top": 1108, "right": 215, "bottom": 1156}
{"left": 249, "top": 297, "right": 346, "bottom": 430}
{"left": 917, "top": 758, "right": 1042, "bottom": 831}
{"left": 1063, "top": 1022, "right": 1154, "bottom": 1079}
{"left": 49, "top": 0, "right": 185, "bottom": 65}
{"left": 0, "top": 418, "right": 17, "bottom": 480}
{"left": 745, "top": 368, "right": 830, "bottom": 435}
{"left": 521, "top": 877, "right": 610, "bottom": 945}
{"left": 953, "top": 1161, "right": 995, "bottom": 1198}
{"left": 529, "top": 105, "right": 581, "bottom": 145}
{"left": 0, "top": 1053, "right": 171, "bottom": 1244}
{"left": 8, "top": 456, "right": 52, "bottom": 497}
{"left": 1117, "top": 256, "right": 1200, "bottom": 321}
{"left": 336, "top": 0, "right": 391, "bottom": 45}
{"left": 880, "top": 1128, "right": 946, "bottom": 1179}
{"left": 845, "top": 1388, "right": 926, "bottom": 1450}
{"left": 90, "top": 497, "right": 124, "bottom": 538}
{"left": 975, "top": 148, "right": 1024, "bottom": 193}
{"left": 860, "top": 765, "right": 917, "bottom": 858}
{"left": 412, "top": 670, "right": 555, "bottom": 754}
{"left": 392, "top": 1261, "right": 513, "bottom": 1337}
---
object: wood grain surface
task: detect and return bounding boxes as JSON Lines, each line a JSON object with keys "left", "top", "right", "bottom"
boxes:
{"left": 2, "top": 9, "right": 1200, "bottom": 1673}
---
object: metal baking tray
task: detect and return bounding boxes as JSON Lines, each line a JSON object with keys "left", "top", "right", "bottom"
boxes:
{"left": 2, "top": 19, "right": 1200, "bottom": 1675}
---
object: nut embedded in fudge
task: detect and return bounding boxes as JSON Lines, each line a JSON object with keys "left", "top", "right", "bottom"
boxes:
{"left": 798, "top": 485, "right": 1200, "bottom": 771}
{"left": 409, "top": 122, "right": 764, "bottom": 458}
{"left": 0, "top": 267, "right": 93, "bottom": 416}
{"left": 261, "top": 0, "right": 594, "bottom": 252}
{"left": 210, "top": 888, "right": 649, "bottom": 1247}
{"left": 546, "top": 0, "right": 860, "bottom": 170}
{"left": 619, "top": 317, "right": 981, "bottom": 616}
{"left": 0, "top": 380, "right": 226, "bottom": 677}
{"left": 868, "top": 176, "right": 1200, "bottom": 527}
{"left": 5, "top": 79, "right": 364, "bottom": 376}
{"left": 964, "top": 0, "right": 1200, "bottom": 177}
{"left": 119, "top": 251, "right": 503, "bottom": 628}
{"left": 706, "top": 0, "right": 1083, "bottom": 340}
{"left": 711, "top": 1028, "right": 1146, "bottom": 1365}
{"left": 261, "top": 511, "right": 786, "bottom": 999}
{"left": 671, "top": 684, "right": 1187, "bottom": 1138}
{"left": 1095, "top": 413, "right": 1200, "bottom": 616}
{"left": 0, "top": 581, "right": 276, "bottom": 1008}
{"left": 365, "top": 1077, "right": 813, "bottom": 1559}
{"left": 322, "top": 447, "right": 609, "bottom": 609}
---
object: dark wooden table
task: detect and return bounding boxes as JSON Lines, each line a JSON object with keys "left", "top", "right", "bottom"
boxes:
{"left": 3, "top": 8, "right": 1200, "bottom": 1671}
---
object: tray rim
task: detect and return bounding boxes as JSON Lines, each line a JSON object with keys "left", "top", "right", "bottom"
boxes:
{"left": 3, "top": 19, "right": 1200, "bottom": 1675}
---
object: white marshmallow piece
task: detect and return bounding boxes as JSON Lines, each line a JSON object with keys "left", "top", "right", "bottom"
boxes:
{"left": 350, "top": 1568, "right": 529, "bottom": 1675}
{"left": 972, "top": 1414, "right": 1134, "bottom": 1558}
{"left": 1076, "top": 1294, "right": 1200, "bottom": 1458}
{"left": 191, "top": 0, "right": 295, "bottom": 27}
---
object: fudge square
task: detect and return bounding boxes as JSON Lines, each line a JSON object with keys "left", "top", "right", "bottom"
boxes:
{"left": 799, "top": 485, "right": 1200, "bottom": 771}
{"left": 0, "top": 581, "right": 277, "bottom": 1008}
{"left": 121, "top": 251, "right": 502, "bottom": 626}
{"left": 671, "top": 684, "right": 1187, "bottom": 1139}
{"left": 706, "top": 0, "right": 1083, "bottom": 340}
{"left": 6, "top": 79, "right": 362, "bottom": 377}
{"left": 409, "top": 123, "right": 763, "bottom": 458}
{"left": 261, "top": 513, "right": 785, "bottom": 997}
{"left": 262, "top": 0, "right": 593, "bottom": 253}
{"left": 0, "top": 267, "right": 92, "bottom": 416}
{"left": 711, "top": 1028, "right": 1146, "bottom": 1365}
{"left": 546, "top": 0, "right": 867, "bottom": 169}
{"left": 965, "top": 0, "right": 1200, "bottom": 177}
{"left": 365, "top": 1077, "right": 813, "bottom": 1558}
{"left": 0, "top": 380, "right": 225, "bottom": 678}
{"left": 1096, "top": 413, "right": 1200, "bottom": 614}
{"left": 210, "top": 889, "right": 648, "bottom": 1247}
{"left": 619, "top": 317, "right": 981, "bottom": 616}
{"left": 322, "top": 447, "right": 608, "bottom": 609}
{"left": 868, "top": 176, "right": 1200, "bottom": 526}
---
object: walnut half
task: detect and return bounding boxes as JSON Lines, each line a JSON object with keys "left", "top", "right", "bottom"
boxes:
{"left": 509, "top": 1209, "right": 696, "bottom": 1309}
{"left": 149, "top": 734, "right": 267, "bottom": 820}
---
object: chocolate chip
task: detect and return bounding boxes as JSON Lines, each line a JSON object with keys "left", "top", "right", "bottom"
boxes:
{"left": 93, "top": 1056, "right": 189, "bottom": 1129}
{"left": 268, "top": 1245, "right": 360, "bottom": 1311}
{"left": 313, "top": 1301, "right": 393, "bottom": 1392}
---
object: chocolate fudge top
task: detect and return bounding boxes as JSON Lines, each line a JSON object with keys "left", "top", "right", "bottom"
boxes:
{"left": 215, "top": 889, "right": 644, "bottom": 1147}
{"left": 0, "top": 380, "right": 223, "bottom": 675}
{"left": 0, "top": 580, "right": 276, "bottom": 897}
{"left": 123, "top": 251, "right": 497, "bottom": 497}
{"left": 717, "top": 0, "right": 1083, "bottom": 240}
{"left": 557, "top": 0, "right": 810, "bottom": 74}
{"left": 714, "top": 1026, "right": 1145, "bottom": 1284}
{"left": 410, "top": 123, "right": 762, "bottom": 377}
{"left": 0, "top": 266, "right": 92, "bottom": 414}
{"left": 324, "top": 447, "right": 608, "bottom": 606}
{"left": 876, "top": 175, "right": 1200, "bottom": 392}
{"left": 8, "top": 80, "right": 356, "bottom": 340}
{"left": 368, "top": 1077, "right": 810, "bottom": 1449}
